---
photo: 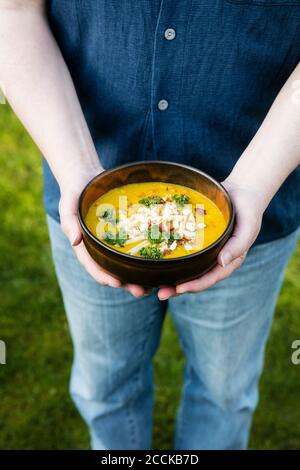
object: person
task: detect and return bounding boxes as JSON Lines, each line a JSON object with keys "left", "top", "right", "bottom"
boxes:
{"left": 1, "top": 0, "right": 300, "bottom": 450}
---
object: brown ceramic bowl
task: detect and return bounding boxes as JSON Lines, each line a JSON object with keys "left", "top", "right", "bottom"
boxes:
{"left": 78, "top": 161, "right": 235, "bottom": 287}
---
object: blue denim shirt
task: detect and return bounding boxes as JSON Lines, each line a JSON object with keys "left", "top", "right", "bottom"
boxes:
{"left": 45, "top": 0, "right": 300, "bottom": 244}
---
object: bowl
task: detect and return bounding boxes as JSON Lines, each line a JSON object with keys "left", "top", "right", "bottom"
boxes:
{"left": 78, "top": 161, "right": 235, "bottom": 287}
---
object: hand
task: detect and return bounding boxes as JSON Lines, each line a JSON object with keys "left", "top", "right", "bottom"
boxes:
{"left": 158, "top": 176, "right": 266, "bottom": 300}
{"left": 58, "top": 167, "right": 149, "bottom": 298}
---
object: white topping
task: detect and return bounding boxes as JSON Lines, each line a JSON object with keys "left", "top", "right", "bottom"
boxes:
{"left": 124, "top": 236, "right": 145, "bottom": 245}
{"left": 183, "top": 229, "right": 196, "bottom": 240}
{"left": 186, "top": 221, "right": 196, "bottom": 232}
{"left": 113, "top": 196, "right": 206, "bottom": 256}
{"left": 169, "top": 241, "right": 177, "bottom": 251}
{"left": 182, "top": 206, "right": 192, "bottom": 215}
{"left": 184, "top": 243, "right": 194, "bottom": 251}
{"left": 127, "top": 240, "right": 150, "bottom": 255}
{"left": 160, "top": 242, "right": 169, "bottom": 252}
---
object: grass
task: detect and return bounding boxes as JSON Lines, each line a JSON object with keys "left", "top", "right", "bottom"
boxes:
{"left": 0, "top": 104, "right": 300, "bottom": 450}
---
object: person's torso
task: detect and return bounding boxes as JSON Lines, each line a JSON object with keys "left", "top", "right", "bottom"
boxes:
{"left": 44, "top": 0, "right": 300, "bottom": 244}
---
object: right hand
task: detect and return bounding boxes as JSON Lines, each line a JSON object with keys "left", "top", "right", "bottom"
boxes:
{"left": 58, "top": 168, "right": 149, "bottom": 298}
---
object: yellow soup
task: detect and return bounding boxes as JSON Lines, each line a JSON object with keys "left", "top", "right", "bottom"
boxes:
{"left": 85, "top": 182, "right": 227, "bottom": 259}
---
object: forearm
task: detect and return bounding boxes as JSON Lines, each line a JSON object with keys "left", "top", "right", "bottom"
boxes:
{"left": 0, "top": 0, "right": 102, "bottom": 191}
{"left": 228, "top": 62, "right": 300, "bottom": 210}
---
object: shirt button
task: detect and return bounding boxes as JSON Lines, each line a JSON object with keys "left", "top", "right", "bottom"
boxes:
{"left": 164, "top": 28, "right": 176, "bottom": 41}
{"left": 158, "top": 99, "right": 169, "bottom": 111}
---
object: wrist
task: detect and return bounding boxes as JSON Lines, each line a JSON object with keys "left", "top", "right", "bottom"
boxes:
{"left": 224, "top": 170, "right": 271, "bottom": 215}
{"left": 58, "top": 161, "right": 103, "bottom": 197}
{"left": 225, "top": 155, "right": 279, "bottom": 213}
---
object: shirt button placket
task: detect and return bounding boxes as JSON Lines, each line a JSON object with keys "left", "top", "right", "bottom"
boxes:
{"left": 157, "top": 28, "right": 175, "bottom": 112}
{"left": 151, "top": 3, "right": 184, "bottom": 158}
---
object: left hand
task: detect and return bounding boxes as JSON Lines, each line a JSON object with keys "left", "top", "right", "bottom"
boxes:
{"left": 59, "top": 168, "right": 151, "bottom": 298}
{"left": 157, "top": 177, "right": 266, "bottom": 300}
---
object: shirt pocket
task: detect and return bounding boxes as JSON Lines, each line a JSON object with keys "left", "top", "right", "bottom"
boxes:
{"left": 225, "top": 0, "right": 300, "bottom": 5}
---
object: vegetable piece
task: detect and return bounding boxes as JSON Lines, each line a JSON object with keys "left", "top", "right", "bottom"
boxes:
{"left": 196, "top": 207, "right": 207, "bottom": 215}
{"left": 147, "top": 225, "right": 162, "bottom": 244}
{"left": 140, "top": 246, "right": 163, "bottom": 259}
{"left": 124, "top": 235, "right": 145, "bottom": 245}
{"left": 172, "top": 194, "right": 190, "bottom": 206}
{"left": 164, "top": 231, "right": 181, "bottom": 242}
{"left": 139, "top": 195, "right": 162, "bottom": 207}
{"left": 100, "top": 208, "right": 115, "bottom": 222}
{"left": 127, "top": 240, "right": 150, "bottom": 255}
{"left": 104, "top": 230, "right": 127, "bottom": 247}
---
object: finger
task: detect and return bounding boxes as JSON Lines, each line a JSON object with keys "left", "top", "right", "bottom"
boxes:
{"left": 125, "top": 284, "right": 146, "bottom": 298}
{"left": 66, "top": 214, "right": 83, "bottom": 246}
{"left": 74, "top": 242, "right": 122, "bottom": 288}
{"left": 59, "top": 201, "right": 82, "bottom": 247}
{"left": 125, "top": 285, "right": 153, "bottom": 297}
{"left": 218, "top": 211, "right": 258, "bottom": 267}
{"left": 157, "top": 286, "right": 176, "bottom": 300}
{"left": 176, "top": 255, "right": 246, "bottom": 294}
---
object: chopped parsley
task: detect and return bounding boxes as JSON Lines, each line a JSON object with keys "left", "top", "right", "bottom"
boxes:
{"left": 172, "top": 194, "right": 190, "bottom": 206}
{"left": 147, "top": 225, "right": 162, "bottom": 244}
{"left": 100, "top": 208, "right": 115, "bottom": 222}
{"left": 104, "top": 229, "right": 127, "bottom": 247}
{"left": 166, "top": 231, "right": 181, "bottom": 242}
{"left": 139, "top": 195, "right": 162, "bottom": 207}
{"left": 147, "top": 226, "right": 182, "bottom": 244}
{"left": 146, "top": 225, "right": 183, "bottom": 244}
{"left": 140, "top": 246, "right": 162, "bottom": 259}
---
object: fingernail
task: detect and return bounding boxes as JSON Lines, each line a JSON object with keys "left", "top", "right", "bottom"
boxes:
{"left": 71, "top": 233, "right": 80, "bottom": 246}
{"left": 130, "top": 289, "right": 143, "bottom": 298}
{"left": 158, "top": 293, "right": 169, "bottom": 300}
{"left": 220, "top": 252, "right": 232, "bottom": 267}
{"left": 71, "top": 237, "right": 77, "bottom": 246}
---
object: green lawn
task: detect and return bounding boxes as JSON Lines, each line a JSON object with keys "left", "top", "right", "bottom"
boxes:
{"left": 0, "top": 104, "right": 300, "bottom": 450}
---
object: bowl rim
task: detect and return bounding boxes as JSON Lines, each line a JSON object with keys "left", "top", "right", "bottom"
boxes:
{"left": 78, "top": 160, "right": 235, "bottom": 263}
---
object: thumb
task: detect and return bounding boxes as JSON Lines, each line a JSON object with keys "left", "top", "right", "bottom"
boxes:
{"left": 218, "top": 212, "right": 259, "bottom": 267}
{"left": 59, "top": 196, "right": 83, "bottom": 247}
{"left": 63, "top": 213, "right": 82, "bottom": 247}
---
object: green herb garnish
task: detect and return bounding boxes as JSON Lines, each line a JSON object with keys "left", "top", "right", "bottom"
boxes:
{"left": 146, "top": 225, "right": 182, "bottom": 244}
{"left": 104, "top": 229, "right": 127, "bottom": 247}
{"left": 139, "top": 195, "right": 162, "bottom": 207}
{"left": 140, "top": 246, "right": 162, "bottom": 259}
{"left": 165, "top": 231, "right": 181, "bottom": 242}
{"left": 147, "top": 225, "right": 162, "bottom": 244}
{"left": 172, "top": 194, "right": 190, "bottom": 206}
{"left": 100, "top": 208, "right": 115, "bottom": 222}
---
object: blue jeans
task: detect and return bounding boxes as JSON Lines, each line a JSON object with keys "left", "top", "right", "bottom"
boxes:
{"left": 47, "top": 215, "right": 299, "bottom": 450}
